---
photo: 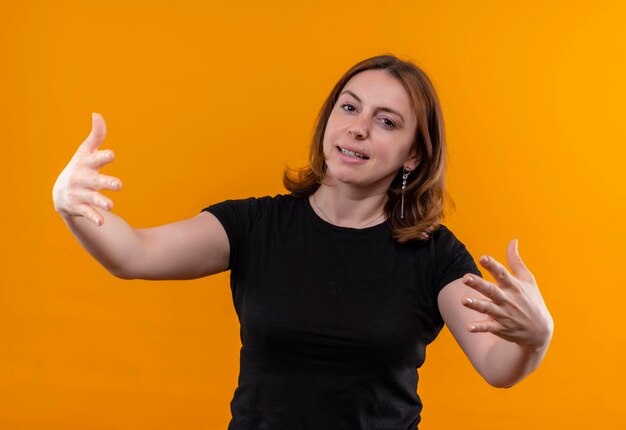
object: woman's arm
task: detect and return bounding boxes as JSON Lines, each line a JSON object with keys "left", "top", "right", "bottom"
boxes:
{"left": 437, "top": 239, "right": 554, "bottom": 388}
{"left": 53, "top": 113, "right": 229, "bottom": 280}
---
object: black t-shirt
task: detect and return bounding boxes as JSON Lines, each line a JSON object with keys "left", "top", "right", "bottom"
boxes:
{"left": 202, "top": 194, "right": 482, "bottom": 430}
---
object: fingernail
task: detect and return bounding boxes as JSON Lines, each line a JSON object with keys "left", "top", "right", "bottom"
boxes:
{"left": 515, "top": 239, "right": 519, "bottom": 253}
{"left": 469, "top": 325, "right": 476, "bottom": 331}
{"left": 464, "top": 297, "right": 473, "bottom": 305}
{"left": 480, "top": 256, "right": 489, "bottom": 264}
{"left": 465, "top": 276, "right": 474, "bottom": 284}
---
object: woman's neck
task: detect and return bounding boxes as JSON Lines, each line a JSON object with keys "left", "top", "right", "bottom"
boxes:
{"left": 310, "top": 184, "right": 387, "bottom": 228}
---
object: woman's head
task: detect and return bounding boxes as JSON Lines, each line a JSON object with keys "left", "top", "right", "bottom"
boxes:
{"left": 321, "top": 68, "right": 420, "bottom": 193}
{"left": 284, "top": 54, "right": 449, "bottom": 242}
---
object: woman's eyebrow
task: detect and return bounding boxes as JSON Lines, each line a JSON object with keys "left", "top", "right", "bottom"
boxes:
{"left": 340, "top": 90, "right": 405, "bottom": 123}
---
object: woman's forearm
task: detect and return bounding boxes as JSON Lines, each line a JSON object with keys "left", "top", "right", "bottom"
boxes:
{"left": 452, "top": 242, "right": 554, "bottom": 388}
{"left": 479, "top": 336, "right": 551, "bottom": 388}
{"left": 53, "top": 113, "right": 144, "bottom": 278}
{"left": 53, "top": 113, "right": 231, "bottom": 281}
{"left": 61, "top": 210, "right": 142, "bottom": 278}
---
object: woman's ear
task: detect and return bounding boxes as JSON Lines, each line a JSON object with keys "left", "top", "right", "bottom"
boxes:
{"left": 405, "top": 150, "right": 421, "bottom": 171}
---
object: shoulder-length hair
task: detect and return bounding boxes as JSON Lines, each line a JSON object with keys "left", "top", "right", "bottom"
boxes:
{"left": 283, "top": 54, "right": 452, "bottom": 243}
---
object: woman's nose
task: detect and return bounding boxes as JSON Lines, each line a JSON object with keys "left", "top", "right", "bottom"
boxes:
{"left": 347, "top": 118, "right": 368, "bottom": 140}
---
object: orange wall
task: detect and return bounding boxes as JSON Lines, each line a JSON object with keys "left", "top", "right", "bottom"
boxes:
{"left": 1, "top": 0, "right": 625, "bottom": 428}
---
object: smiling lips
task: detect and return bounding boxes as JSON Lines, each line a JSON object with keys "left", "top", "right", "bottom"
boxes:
{"left": 338, "top": 146, "right": 369, "bottom": 160}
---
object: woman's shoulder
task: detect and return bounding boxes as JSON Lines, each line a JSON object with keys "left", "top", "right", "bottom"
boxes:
{"left": 205, "top": 193, "right": 298, "bottom": 210}
{"left": 209, "top": 193, "right": 305, "bottom": 220}
{"left": 244, "top": 193, "right": 303, "bottom": 211}
{"left": 431, "top": 223, "right": 453, "bottom": 239}
{"left": 255, "top": 193, "right": 299, "bottom": 204}
{"left": 425, "top": 223, "right": 470, "bottom": 255}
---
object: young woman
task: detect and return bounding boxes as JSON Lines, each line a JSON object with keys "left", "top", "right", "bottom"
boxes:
{"left": 52, "top": 55, "right": 553, "bottom": 429}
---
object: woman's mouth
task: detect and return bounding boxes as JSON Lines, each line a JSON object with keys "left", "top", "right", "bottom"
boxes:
{"left": 338, "top": 146, "right": 369, "bottom": 159}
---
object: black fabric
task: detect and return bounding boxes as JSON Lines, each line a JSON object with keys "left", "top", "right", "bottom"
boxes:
{"left": 201, "top": 194, "right": 482, "bottom": 430}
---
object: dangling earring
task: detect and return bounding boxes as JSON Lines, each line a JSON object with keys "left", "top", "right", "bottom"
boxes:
{"left": 400, "top": 168, "right": 411, "bottom": 219}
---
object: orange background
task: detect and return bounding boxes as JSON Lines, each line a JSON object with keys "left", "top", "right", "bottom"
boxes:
{"left": 1, "top": 0, "right": 625, "bottom": 428}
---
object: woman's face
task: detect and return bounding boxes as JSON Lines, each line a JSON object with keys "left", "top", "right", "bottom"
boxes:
{"left": 322, "top": 69, "right": 419, "bottom": 193}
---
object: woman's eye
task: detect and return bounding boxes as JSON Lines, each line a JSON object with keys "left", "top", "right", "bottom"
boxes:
{"left": 381, "top": 118, "right": 396, "bottom": 128}
{"left": 340, "top": 103, "right": 356, "bottom": 112}
{"left": 338, "top": 103, "right": 396, "bottom": 128}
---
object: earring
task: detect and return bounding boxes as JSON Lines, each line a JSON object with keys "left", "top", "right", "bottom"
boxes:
{"left": 400, "top": 168, "right": 411, "bottom": 219}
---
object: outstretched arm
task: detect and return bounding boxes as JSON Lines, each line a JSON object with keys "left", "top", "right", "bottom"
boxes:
{"left": 53, "top": 113, "right": 230, "bottom": 280}
{"left": 437, "top": 239, "right": 554, "bottom": 388}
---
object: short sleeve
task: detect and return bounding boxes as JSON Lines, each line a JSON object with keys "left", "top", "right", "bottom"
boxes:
{"left": 201, "top": 197, "right": 261, "bottom": 270}
{"left": 431, "top": 225, "right": 482, "bottom": 296}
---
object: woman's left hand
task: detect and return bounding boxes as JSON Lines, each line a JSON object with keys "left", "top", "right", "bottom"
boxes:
{"left": 462, "top": 239, "right": 554, "bottom": 351}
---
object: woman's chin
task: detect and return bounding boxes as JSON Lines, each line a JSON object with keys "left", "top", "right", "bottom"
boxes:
{"left": 323, "top": 170, "right": 357, "bottom": 186}
{"left": 323, "top": 175, "right": 391, "bottom": 194}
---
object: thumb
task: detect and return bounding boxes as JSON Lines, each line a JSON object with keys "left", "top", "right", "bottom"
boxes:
{"left": 506, "top": 238, "right": 533, "bottom": 282}
{"left": 81, "top": 112, "right": 107, "bottom": 152}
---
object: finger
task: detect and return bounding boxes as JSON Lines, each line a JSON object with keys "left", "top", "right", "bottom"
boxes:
{"left": 479, "top": 255, "right": 518, "bottom": 289}
{"left": 463, "top": 274, "right": 506, "bottom": 304}
{"left": 81, "top": 173, "right": 123, "bottom": 191}
{"left": 468, "top": 320, "right": 501, "bottom": 334}
{"left": 88, "top": 190, "right": 114, "bottom": 211}
{"left": 462, "top": 296, "right": 505, "bottom": 319}
{"left": 86, "top": 149, "right": 116, "bottom": 169}
{"left": 80, "top": 112, "right": 107, "bottom": 153}
{"left": 70, "top": 189, "right": 115, "bottom": 211}
{"left": 77, "top": 203, "right": 104, "bottom": 226}
{"left": 506, "top": 238, "right": 535, "bottom": 283}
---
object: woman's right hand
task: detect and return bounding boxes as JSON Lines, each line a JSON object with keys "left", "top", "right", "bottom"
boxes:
{"left": 52, "top": 112, "right": 123, "bottom": 226}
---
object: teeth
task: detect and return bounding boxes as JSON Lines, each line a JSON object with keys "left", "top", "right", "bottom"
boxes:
{"left": 339, "top": 147, "right": 366, "bottom": 159}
